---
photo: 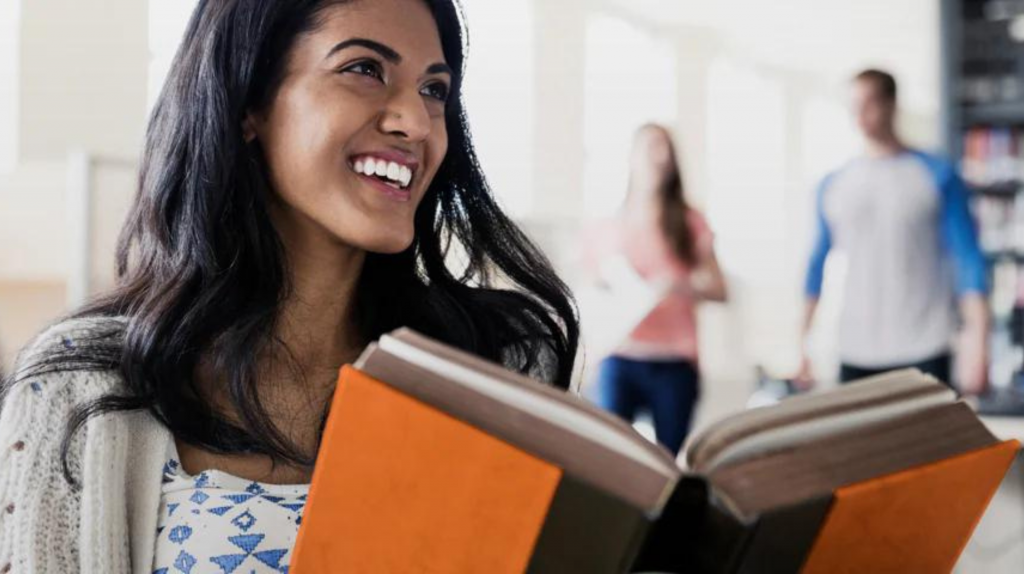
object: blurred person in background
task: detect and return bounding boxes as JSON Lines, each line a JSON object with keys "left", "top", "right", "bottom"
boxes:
{"left": 584, "top": 124, "right": 727, "bottom": 455}
{"left": 798, "top": 69, "right": 988, "bottom": 393}
{"left": 0, "top": 0, "right": 580, "bottom": 571}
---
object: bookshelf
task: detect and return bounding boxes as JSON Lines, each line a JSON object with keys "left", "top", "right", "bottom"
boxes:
{"left": 941, "top": 0, "right": 1024, "bottom": 394}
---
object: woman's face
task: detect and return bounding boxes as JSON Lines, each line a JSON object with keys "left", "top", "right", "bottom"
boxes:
{"left": 251, "top": 0, "right": 451, "bottom": 254}
{"left": 628, "top": 127, "right": 674, "bottom": 204}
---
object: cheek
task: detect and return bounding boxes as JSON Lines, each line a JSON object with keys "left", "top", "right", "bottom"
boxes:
{"left": 264, "top": 106, "right": 331, "bottom": 181}
{"left": 423, "top": 123, "right": 450, "bottom": 184}
{"left": 265, "top": 101, "right": 365, "bottom": 202}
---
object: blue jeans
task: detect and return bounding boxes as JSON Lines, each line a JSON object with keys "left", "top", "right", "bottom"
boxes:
{"left": 597, "top": 357, "right": 700, "bottom": 455}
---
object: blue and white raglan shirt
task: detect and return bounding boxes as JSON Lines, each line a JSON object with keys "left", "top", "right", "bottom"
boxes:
{"left": 805, "top": 150, "right": 987, "bottom": 368}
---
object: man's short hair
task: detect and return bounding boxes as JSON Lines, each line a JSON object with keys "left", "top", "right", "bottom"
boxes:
{"left": 854, "top": 69, "right": 897, "bottom": 102}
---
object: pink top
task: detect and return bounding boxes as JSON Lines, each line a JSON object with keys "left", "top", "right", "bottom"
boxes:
{"left": 583, "top": 209, "right": 713, "bottom": 362}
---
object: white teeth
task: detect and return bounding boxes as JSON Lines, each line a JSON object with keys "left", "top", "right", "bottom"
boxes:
{"left": 353, "top": 156, "right": 415, "bottom": 188}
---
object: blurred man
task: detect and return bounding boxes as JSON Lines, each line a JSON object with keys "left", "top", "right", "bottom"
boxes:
{"left": 798, "top": 69, "right": 988, "bottom": 393}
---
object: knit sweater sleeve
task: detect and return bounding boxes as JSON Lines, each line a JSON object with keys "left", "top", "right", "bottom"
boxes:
{"left": 0, "top": 370, "right": 89, "bottom": 573}
{"left": 0, "top": 318, "right": 133, "bottom": 573}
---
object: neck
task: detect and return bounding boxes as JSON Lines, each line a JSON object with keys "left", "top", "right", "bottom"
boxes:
{"left": 271, "top": 213, "right": 367, "bottom": 383}
{"left": 278, "top": 247, "right": 365, "bottom": 373}
{"left": 865, "top": 131, "right": 905, "bottom": 158}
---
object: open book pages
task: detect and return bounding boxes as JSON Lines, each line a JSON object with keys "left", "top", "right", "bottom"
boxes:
{"left": 706, "top": 399, "right": 998, "bottom": 520}
{"left": 684, "top": 369, "right": 958, "bottom": 473}
{"left": 355, "top": 329, "right": 682, "bottom": 514}
{"left": 682, "top": 370, "right": 997, "bottom": 520}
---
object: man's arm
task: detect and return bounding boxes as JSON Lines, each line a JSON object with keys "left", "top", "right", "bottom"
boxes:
{"left": 796, "top": 176, "right": 834, "bottom": 389}
{"left": 958, "top": 294, "right": 989, "bottom": 394}
{"left": 940, "top": 166, "right": 989, "bottom": 394}
{"left": 795, "top": 298, "right": 820, "bottom": 389}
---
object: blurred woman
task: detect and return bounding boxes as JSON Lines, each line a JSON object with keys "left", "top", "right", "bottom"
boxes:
{"left": 586, "top": 124, "right": 726, "bottom": 455}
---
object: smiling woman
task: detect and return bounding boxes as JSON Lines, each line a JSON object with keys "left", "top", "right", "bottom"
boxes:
{"left": 0, "top": 0, "right": 579, "bottom": 572}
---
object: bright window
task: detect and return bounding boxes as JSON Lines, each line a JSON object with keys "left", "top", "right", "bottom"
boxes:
{"left": 583, "top": 13, "right": 678, "bottom": 218}
{"left": 460, "top": 0, "right": 535, "bottom": 218}
{"left": 148, "top": 0, "right": 198, "bottom": 111}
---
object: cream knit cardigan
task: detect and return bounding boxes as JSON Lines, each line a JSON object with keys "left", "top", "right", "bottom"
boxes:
{"left": 0, "top": 318, "right": 173, "bottom": 573}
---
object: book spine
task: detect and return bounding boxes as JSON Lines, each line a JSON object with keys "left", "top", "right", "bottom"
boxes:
{"left": 734, "top": 497, "right": 834, "bottom": 574}
{"left": 527, "top": 473, "right": 649, "bottom": 574}
{"left": 629, "top": 477, "right": 752, "bottom": 574}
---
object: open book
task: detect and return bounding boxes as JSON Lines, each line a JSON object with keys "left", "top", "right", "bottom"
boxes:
{"left": 290, "top": 329, "right": 1018, "bottom": 574}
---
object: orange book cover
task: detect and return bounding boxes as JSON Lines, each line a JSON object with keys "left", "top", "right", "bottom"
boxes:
{"left": 801, "top": 439, "right": 1019, "bottom": 574}
{"left": 290, "top": 366, "right": 563, "bottom": 573}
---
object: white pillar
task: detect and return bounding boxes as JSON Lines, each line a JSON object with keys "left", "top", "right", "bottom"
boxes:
{"left": 671, "top": 27, "right": 721, "bottom": 210}
{"left": 0, "top": 0, "right": 21, "bottom": 173}
{"left": 65, "top": 150, "right": 91, "bottom": 307}
{"left": 531, "top": 0, "right": 588, "bottom": 220}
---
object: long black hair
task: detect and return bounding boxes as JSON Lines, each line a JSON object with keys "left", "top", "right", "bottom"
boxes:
{"left": 7, "top": 0, "right": 578, "bottom": 484}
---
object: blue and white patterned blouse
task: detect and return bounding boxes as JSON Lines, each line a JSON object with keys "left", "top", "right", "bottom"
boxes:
{"left": 151, "top": 444, "right": 309, "bottom": 574}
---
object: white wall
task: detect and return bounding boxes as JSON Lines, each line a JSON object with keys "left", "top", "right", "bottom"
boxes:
{"left": 0, "top": 161, "right": 68, "bottom": 282}
{"left": 582, "top": 12, "right": 679, "bottom": 217}
{"left": 18, "top": 0, "right": 148, "bottom": 161}
{"left": 460, "top": 0, "right": 536, "bottom": 218}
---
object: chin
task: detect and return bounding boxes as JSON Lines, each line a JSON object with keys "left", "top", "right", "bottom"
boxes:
{"left": 359, "top": 229, "right": 416, "bottom": 255}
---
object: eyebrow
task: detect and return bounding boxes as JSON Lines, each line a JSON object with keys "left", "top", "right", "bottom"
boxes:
{"left": 426, "top": 63, "right": 454, "bottom": 78}
{"left": 326, "top": 37, "right": 452, "bottom": 77}
{"left": 326, "top": 38, "right": 401, "bottom": 63}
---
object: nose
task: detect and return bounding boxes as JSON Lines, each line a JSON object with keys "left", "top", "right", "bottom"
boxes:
{"left": 378, "top": 89, "right": 433, "bottom": 143}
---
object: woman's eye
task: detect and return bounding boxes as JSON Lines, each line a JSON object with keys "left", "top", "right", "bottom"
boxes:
{"left": 421, "top": 82, "right": 450, "bottom": 103}
{"left": 343, "top": 61, "right": 384, "bottom": 82}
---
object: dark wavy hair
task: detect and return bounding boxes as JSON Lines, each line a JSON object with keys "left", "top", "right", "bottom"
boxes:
{"left": 6, "top": 0, "right": 578, "bottom": 485}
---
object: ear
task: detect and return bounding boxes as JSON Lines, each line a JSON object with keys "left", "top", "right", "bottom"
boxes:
{"left": 242, "top": 112, "right": 259, "bottom": 143}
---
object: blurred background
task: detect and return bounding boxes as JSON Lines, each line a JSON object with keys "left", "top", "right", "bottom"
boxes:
{"left": 2, "top": 0, "right": 1024, "bottom": 569}
{"left": 0, "top": 0, "right": 953, "bottom": 418}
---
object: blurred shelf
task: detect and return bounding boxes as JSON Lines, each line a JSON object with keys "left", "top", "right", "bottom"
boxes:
{"left": 963, "top": 102, "right": 1024, "bottom": 126}
{"left": 978, "top": 381, "right": 1024, "bottom": 418}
